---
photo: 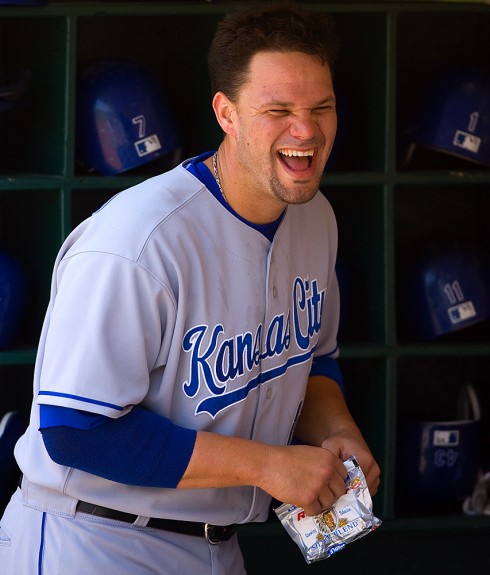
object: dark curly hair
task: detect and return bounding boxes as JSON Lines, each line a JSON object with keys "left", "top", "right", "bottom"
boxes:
{"left": 207, "top": 1, "right": 339, "bottom": 102}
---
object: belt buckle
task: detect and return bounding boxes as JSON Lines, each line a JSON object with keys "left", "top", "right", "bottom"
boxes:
{"left": 204, "top": 523, "right": 235, "bottom": 545}
{"left": 204, "top": 523, "right": 222, "bottom": 545}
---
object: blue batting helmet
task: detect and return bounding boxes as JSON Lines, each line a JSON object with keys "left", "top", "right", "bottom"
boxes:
{"left": 0, "top": 250, "right": 27, "bottom": 349}
{"left": 397, "top": 384, "right": 482, "bottom": 511}
{"left": 408, "top": 66, "right": 490, "bottom": 168}
{"left": 77, "top": 60, "right": 182, "bottom": 175}
{"left": 398, "top": 242, "right": 490, "bottom": 341}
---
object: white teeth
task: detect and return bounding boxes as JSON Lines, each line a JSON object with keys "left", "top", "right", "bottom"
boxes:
{"left": 279, "top": 149, "right": 314, "bottom": 157}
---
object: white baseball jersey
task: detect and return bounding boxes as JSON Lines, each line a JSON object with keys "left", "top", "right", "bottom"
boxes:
{"left": 15, "top": 159, "right": 340, "bottom": 526}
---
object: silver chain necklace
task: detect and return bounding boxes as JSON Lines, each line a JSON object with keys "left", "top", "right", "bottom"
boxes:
{"left": 212, "top": 151, "right": 227, "bottom": 203}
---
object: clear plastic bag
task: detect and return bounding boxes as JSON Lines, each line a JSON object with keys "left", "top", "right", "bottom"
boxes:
{"left": 274, "top": 456, "right": 381, "bottom": 563}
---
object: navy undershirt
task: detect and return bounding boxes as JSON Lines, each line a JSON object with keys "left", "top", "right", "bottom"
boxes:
{"left": 40, "top": 152, "right": 343, "bottom": 488}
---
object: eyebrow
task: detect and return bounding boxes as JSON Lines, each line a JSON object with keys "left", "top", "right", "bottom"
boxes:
{"left": 260, "top": 96, "right": 336, "bottom": 108}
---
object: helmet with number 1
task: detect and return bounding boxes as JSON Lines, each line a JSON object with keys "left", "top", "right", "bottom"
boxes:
{"left": 77, "top": 60, "right": 182, "bottom": 175}
{"left": 412, "top": 66, "right": 490, "bottom": 168}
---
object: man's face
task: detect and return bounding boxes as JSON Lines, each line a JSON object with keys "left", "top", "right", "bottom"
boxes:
{"left": 231, "top": 51, "right": 337, "bottom": 218}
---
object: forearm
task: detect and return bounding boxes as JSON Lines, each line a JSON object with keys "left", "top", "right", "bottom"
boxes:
{"left": 178, "top": 429, "right": 349, "bottom": 516}
{"left": 294, "top": 375, "right": 362, "bottom": 447}
{"left": 177, "top": 376, "right": 367, "bottom": 492}
{"left": 293, "top": 375, "right": 381, "bottom": 495}
{"left": 177, "top": 431, "right": 270, "bottom": 490}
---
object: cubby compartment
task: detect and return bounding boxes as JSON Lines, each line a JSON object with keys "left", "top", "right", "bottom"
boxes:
{"left": 396, "top": 9, "right": 490, "bottom": 171}
{"left": 327, "top": 11, "right": 387, "bottom": 173}
{"left": 342, "top": 358, "right": 391, "bottom": 454}
{"left": 325, "top": 185, "right": 387, "bottom": 345}
{"left": 0, "top": 188, "right": 62, "bottom": 347}
{"left": 394, "top": 184, "right": 490, "bottom": 344}
{"left": 0, "top": 363, "right": 33, "bottom": 420}
{"left": 0, "top": 364, "right": 32, "bottom": 512}
{"left": 395, "top": 355, "right": 490, "bottom": 516}
{"left": 75, "top": 12, "right": 222, "bottom": 177}
{"left": 340, "top": 357, "right": 392, "bottom": 517}
{"left": 0, "top": 16, "right": 68, "bottom": 175}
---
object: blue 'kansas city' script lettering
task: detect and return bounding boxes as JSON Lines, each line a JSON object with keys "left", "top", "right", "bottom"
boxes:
{"left": 182, "top": 276, "right": 325, "bottom": 418}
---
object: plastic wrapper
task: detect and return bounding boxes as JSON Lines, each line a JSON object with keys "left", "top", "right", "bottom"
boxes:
{"left": 274, "top": 456, "right": 381, "bottom": 563}
{"left": 463, "top": 470, "right": 490, "bottom": 516}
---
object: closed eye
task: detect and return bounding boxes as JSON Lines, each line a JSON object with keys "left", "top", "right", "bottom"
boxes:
{"left": 314, "top": 105, "right": 336, "bottom": 114}
{"left": 267, "top": 105, "right": 335, "bottom": 117}
{"left": 267, "top": 109, "right": 290, "bottom": 116}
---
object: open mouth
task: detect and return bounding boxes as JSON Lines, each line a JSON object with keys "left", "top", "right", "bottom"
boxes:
{"left": 278, "top": 148, "right": 314, "bottom": 172}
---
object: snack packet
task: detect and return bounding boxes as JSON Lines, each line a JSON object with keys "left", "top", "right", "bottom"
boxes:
{"left": 274, "top": 456, "right": 381, "bottom": 563}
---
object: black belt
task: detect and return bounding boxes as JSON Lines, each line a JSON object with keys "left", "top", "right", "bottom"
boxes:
{"left": 76, "top": 501, "right": 237, "bottom": 544}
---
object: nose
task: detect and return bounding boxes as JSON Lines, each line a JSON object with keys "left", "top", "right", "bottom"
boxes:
{"left": 288, "top": 109, "right": 318, "bottom": 140}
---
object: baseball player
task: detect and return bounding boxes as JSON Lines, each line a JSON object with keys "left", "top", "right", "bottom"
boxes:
{"left": 0, "top": 3, "right": 380, "bottom": 574}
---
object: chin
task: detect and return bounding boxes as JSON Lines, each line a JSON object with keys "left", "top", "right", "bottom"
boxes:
{"left": 278, "top": 187, "right": 319, "bottom": 206}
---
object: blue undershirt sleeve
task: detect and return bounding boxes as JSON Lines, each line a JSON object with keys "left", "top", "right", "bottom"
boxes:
{"left": 40, "top": 405, "right": 196, "bottom": 489}
{"left": 309, "top": 355, "right": 345, "bottom": 395}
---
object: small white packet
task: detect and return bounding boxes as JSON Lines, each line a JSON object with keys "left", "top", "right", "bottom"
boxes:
{"left": 274, "top": 456, "right": 381, "bottom": 563}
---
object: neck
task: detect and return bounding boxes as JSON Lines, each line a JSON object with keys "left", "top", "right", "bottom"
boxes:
{"left": 205, "top": 146, "right": 286, "bottom": 224}
{"left": 212, "top": 151, "right": 228, "bottom": 203}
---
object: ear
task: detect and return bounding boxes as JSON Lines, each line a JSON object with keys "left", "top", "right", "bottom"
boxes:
{"left": 212, "top": 92, "right": 238, "bottom": 137}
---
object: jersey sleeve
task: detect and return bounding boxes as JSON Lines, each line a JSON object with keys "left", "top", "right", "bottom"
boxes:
{"left": 36, "top": 251, "right": 175, "bottom": 418}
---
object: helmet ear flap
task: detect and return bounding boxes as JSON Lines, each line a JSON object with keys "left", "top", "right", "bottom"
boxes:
{"left": 406, "top": 66, "right": 490, "bottom": 168}
{"left": 77, "top": 60, "right": 182, "bottom": 176}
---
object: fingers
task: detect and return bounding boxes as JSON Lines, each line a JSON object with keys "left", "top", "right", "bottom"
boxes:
{"left": 302, "top": 452, "right": 381, "bottom": 517}
{"left": 322, "top": 436, "right": 381, "bottom": 499}
{"left": 365, "top": 463, "right": 381, "bottom": 496}
{"left": 301, "top": 450, "right": 347, "bottom": 515}
{"left": 265, "top": 445, "right": 348, "bottom": 515}
{"left": 302, "top": 485, "right": 344, "bottom": 517}
{"left": 304, "top": 456, "right": 380, "bottom": 517}
{"left": 302, "top": 500, "right": 324, "bottom": 517}
{"left": 263, "top": 445, "right": 380, "bottom": 517}
{"left": 353, "top": 453, "right": 381, "bottom": 497}
{"left": 313, "top": 479, "right": 347, "bottom": 515}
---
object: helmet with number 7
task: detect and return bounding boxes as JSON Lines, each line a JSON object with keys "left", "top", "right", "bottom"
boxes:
{"left": 77, "top": 60, "right": 182, "bottom": 175}
{"left": 409, "top": 66, "right": 490, "bottom": 168}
